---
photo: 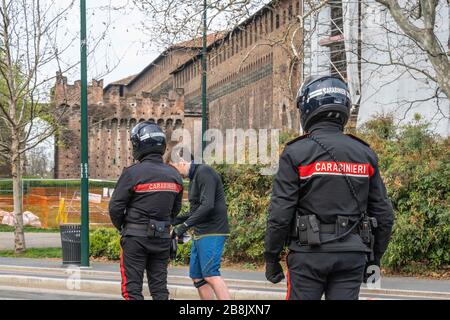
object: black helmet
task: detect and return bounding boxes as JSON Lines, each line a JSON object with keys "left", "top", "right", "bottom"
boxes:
{"left": 296, "top": 75, "right": 351, "bottom": 131}
{"left": 130, "top": 121, "right": 166, "bottom": 161}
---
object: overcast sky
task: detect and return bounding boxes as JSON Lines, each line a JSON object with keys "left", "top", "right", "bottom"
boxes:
{"left": 44, "top": 0, "right": 267, "bottom": 87}
{"left": 43, "top": 0, "right": 161, "bottom": 86}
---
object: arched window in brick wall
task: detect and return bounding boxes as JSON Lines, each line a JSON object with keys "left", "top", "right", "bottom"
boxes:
{"left": 231, "top": 37, "right": 235, "bottom": 56}
{"left": 129, "top": 118, "right": 137, "bottom": 129}
{"left": 245, "top": 29, "right": 248, "bottom": 48}
{"left": 111, "top": 118, "right": 118, "bottom": 130}
{"left": 282, "top": 104, "right": 287, "bottom": 127}
{"left": 174, "top": 119, "right": 182, "bottom": 129}
{"left": 264, "top": 14, "right": 268, "bottom": 34}
{"left": 270, "top": 10, "right": 274, "bottom": 31}
{"left": 157, "top": 119, "right": 164, "bottom": 127}
{"left": 240, "top": 31, "right": 243, "bottom": 49}
{"left": 148, "top": 118, "right": 155, "bottom": 124}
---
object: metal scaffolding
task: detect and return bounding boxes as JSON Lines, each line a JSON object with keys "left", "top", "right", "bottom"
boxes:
{"left": 302, "top": 0, "right": 361, "bottom": 123}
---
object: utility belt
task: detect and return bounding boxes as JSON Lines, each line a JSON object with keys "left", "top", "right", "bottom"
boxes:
{"left": 291, "top": 213, "right": 377, "bottom": 258}
{"left": 123, "top": 220, "right": 171, "bottom": 239}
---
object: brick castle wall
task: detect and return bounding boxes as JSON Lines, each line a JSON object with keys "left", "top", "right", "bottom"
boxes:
{"left": 54, "top": 0, "right": 305, "bottom": 179}
{"left": 54, "top": 74, "right": 184, "bottom": 180}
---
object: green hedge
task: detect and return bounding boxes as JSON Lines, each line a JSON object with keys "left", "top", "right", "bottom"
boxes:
{"left": 0, "top": 179, "right": 117, "bottom": 195}
{"left": 89, "top": 227, "right": 192, "bottom": 263}
{"left": 359, "top": 115, "right": 450, "bottom": 270}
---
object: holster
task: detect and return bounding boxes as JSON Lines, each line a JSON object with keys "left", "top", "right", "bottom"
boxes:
{"left": 359, "top": 216, "right": 378, "bottom": 262}
{"left": 147, "top": 219, "right": 171, "bottom": 239}
{"left": 297, "top": 215, "right": 321, "bottom": 246}
{"left": 295, "top": 214, "right": 359, "bottom": 247}
{"left": 336, "top": 216, "right": 350, "bottom": 239}
{"left": 169, "top": 237, "right": 177, "bottom": 260}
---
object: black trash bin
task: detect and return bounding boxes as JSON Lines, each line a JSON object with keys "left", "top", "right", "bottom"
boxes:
{"left": 60, "top": 224, "right": 81, "bottom": 265}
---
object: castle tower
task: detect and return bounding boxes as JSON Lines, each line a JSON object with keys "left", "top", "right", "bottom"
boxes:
{"left": 53, "top": 73, "right": 185, "bottom": 180}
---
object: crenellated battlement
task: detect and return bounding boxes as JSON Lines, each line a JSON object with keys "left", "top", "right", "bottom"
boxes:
{"left": 53, "top": 73, "right": 187, "bottom": 180}
{"left": 53, "top": 72, "right": 184, "bottom": 124}
{"left": 54, "top": 72, "right": 104, "bottom": 107}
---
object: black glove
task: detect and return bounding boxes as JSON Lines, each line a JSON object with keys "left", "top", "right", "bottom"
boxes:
{"left": 265, "top": 262, "right": 285, "bottom": 284}
{"left": 173, "top": 223, "right": 189, "bottom": 238}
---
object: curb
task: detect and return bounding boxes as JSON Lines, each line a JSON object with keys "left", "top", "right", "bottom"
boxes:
{"left": 0, "top": 275, "right": 284, "bottom": 300}
{"left": 0, "top": 265, "right": 449, "bottom": 300}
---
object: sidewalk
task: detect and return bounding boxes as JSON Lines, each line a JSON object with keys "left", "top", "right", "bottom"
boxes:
{"left": 0, "top": 233, "right": 61, "bottom": 250}
{"left": 0, "top": 257, "right": 449, "bottom": 296}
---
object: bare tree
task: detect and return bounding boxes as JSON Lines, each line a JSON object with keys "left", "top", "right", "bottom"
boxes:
{"left": 25, "top": 145, "right": 53, "bottom": 178}
{"left": 133, "top": 0, "right": 267, "bottom": 49}
{"left": 0, "top": 0, "right": 81, "bottom": 252}
{"left": 0, "top": 0, "right": 123, "bottom": 252}
{"left": 375, "top": 0, "right": 449, "bottom": 99}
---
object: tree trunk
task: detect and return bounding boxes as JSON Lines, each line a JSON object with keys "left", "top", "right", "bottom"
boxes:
{"left": 426, "top": 37, "right": 450, "bottom": 99}
{"left": 375, "top": 0, "right": 450, "bottom": 99}
{"left": 11, "top": 137, "right": 25, "bottom": 253}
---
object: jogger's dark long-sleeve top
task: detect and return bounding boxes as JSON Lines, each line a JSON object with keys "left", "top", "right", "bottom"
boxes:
{"left": 174, "top": 164, "right": 230, "bottom": 238}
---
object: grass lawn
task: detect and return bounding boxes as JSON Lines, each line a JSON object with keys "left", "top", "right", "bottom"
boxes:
{"left": 0, "top": 247, "right": 61, "bottom": 258}
{"left": 0, "top": 225, "right": 60, "bottom": 233}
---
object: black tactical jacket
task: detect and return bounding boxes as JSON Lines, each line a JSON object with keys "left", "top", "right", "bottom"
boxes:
{"left": 264, "top": 121, "right": 394, "bottom": 263}
{"left": 174, "top": 164, "right": 230, "bottom": 238}
{"left": 109, "top": 154, "right": 183, "bottom": 232}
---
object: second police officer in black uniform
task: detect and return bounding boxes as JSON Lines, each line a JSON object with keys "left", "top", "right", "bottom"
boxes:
{"left": 109, "top": 122, "right": 183, "bottom": 300}
{"left": 264, "top": 76, "right": 394, "bottom": 300}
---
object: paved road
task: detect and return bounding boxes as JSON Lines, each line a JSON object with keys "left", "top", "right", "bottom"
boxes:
{"left": 0, "top": 257, "right": 449, "bottom": 294}
{"left": 0, "top": 285, "right": 436, "bottom": 300}
{"left": 0, "top": 285, "right": 120, "bottom": 300}
{"left": 0, "top": 233, "right": 61, "bottom": 250}
{"left": 0, "top": 257, "right": 449, "bottom": 300}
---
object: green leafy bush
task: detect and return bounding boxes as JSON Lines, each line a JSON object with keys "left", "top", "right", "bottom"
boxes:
{"left": 90, "top": 228, "right": 120, "bottom": 258}
{"left": 106, "top": 234, "right": 121, "bottom": 260}
{"left": 359, "top": 115, "right": 450, "bottom": 270}
{"left": 174, "top": 241, "right": 192, "bottom": 265}
{"left": 214, "top": 163, "right": 273, "bottom": 262}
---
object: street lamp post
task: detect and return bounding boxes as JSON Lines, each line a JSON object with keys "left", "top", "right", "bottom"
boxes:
{"left": 80, "top": 0, "right": 90, "bottom": 267}
{"left": 201, "top": 0, "right": 207, "bottom": 156}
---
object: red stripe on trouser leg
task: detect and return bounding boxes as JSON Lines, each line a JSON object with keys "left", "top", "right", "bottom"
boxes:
{"left": 119, "top": 247, "right": 130, "bottom": 300}
{"left": 285, "top": 261, "right": 291, "bottom": 300}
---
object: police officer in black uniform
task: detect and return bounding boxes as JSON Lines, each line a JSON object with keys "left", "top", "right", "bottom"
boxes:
{"left": 109, "top": 122, "right": 183, "bottom": 300}
{"left": 264, "top": 76, "right": 394, "bottom": 300}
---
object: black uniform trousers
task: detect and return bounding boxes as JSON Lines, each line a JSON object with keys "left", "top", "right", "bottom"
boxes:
{"left": 120, "top": 235, "right": 171, "bottom": 300}
{"left": 286, "top": 252, "right": 366, "bottom": 300}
